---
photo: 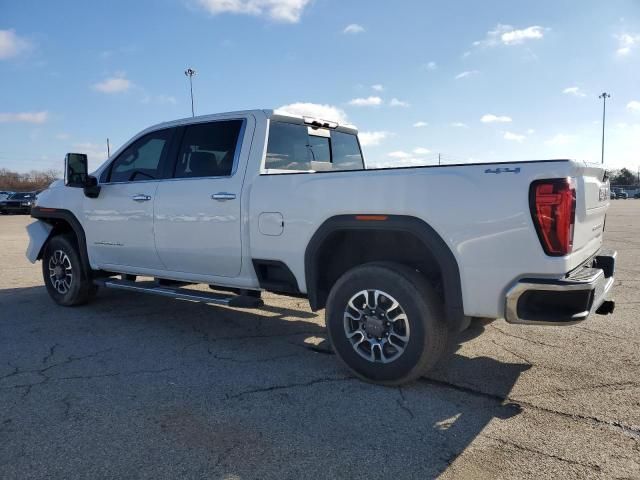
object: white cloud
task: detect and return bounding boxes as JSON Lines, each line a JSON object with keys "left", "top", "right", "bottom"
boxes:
{"left": 348, "top": 96, "right": 382, "bottom": 107}
{"left": 55, "top": 132, "right": 70, "bottom": 140}
{"left": 142, "top": 93, "right": 178, "bottom": 105}
{"left": 92, "top": 73, "right": 132, "bottom": 93}
{"left": 388, "top": 151, "right": 412, "bottom": 159}
{"left": 424, "top": 61, "right": 437, "bottom": 70}
{"left": 359, "top": 131, "right": 389, "bottom": 147}
{"left": 545, "top": 134, "right": 575, "bottom": 146}
{"left": 0, "top": 111, "right": 48, "bottom": 124}
{"left": 0, "top": 29, "right": 31, "bottom": 60}
{"left": 343, "top": 24, "right": 365, "bottom": 34}
{"left": 626, "top": 100, "right": 640, "bottom": 112}
{"left": 371, "top": 84, "right": 384, "bottom": 92}
{"left": 275, "top": 102, "right": 349, "bottom": 124}
{"left": 413, "top": 121, "right": 428, "bottom": 128}
{"left": 412, "top": 147, "right": 431, "bottom": 155}
{"left": 455, "top": 70, "right": 479, "bottom": 79}
{"left": 73, "top": 142, "right": 109, "bottom": 169}
{"left": 563, "top": 86, "right": 587, "bottom": 97}
{"left": 481, "top": 114, "right": 512, "bottom": 123}
{"left": 389, "top": 98, "right": 410, "bottom": 107}
{"left": 450, "top": 122, "right": 468, "bottom": 128}
{"left": 474, "top": 24, "right": 546, "bottom": 47}
{"left": 195, "top": 0, "right": 311, "bottom": 23}
{"left": 504, "top": 131, "right": 525, "bottom": 142}
{"left": 526, "top": 128, "right": 535, "bottom": 134}
{"left": 615, "top": 33, "right": 640, "bottom": 56}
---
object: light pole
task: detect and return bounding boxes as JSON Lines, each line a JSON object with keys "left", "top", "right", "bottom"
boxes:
{"left": 599, "top": 92, "right": 610, "bottom": 164}
{"left": 184, "top": 68, "right": 197, "bottom": 117}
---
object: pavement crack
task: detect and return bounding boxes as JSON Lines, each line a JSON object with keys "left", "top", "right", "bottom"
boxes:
{"left": 483, "top": 434, "right": 602, "bottom": 472}
{"left": 58, "top": 367, "right": 172, "bottom": 381}
{"left": 489, "top": 325, "right": 561, "bottom": 348}
{"left": 519, "top": 381, "right": 639, "bottom": 398}
{"left": 227, "top": 376, "right": 354, "bottom": 400}
{"left": 206, "top": 350, "right": 302, "bottom": 364}
{"left": 42, "top": 343, "right": 60, "bottom": 365}
{"left": 491, "top": 340, "right": 533, "bottom": 365}
{"left": 397, "top": 387, "right": 415, "bottom": 419}
{"left": 422, "top": 377, "right": 640, "bottom": 439}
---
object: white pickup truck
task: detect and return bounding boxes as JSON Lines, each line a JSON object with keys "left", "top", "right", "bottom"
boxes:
{"left": 26, "top": 109, "right": 616, "bottom": 385}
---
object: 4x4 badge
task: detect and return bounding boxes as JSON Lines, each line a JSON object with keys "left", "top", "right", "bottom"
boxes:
{"left": 485, "top": 167, "right": 521, "bottom": 174}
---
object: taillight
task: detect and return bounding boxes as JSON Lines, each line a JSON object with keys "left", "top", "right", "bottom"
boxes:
{"left": 529, "top": 178, "right": 576, "bottom": 256}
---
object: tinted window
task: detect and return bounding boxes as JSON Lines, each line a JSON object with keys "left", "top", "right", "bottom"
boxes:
{"left": 265, "top": 122, "right": 364, "bottom": 172}
{"left": 108, "top": 129, "right": 172, "bottom": 182}
{"left": 174, "top": 120, "right": 243, "bottom": 178}
{"left": 331, "top": 131, "right": 364, "bottom": 171}
{"left": 265, "top": 122, "right": 311, "bottom": 170}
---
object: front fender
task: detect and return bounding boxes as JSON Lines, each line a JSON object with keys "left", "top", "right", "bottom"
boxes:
{"left": 26, "top": 220, "right": 54, "bottom": 263}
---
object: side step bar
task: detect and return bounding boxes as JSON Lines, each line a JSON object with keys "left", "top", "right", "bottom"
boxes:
{"left": 94, "top": 278, "right": 264, "bottom": 308}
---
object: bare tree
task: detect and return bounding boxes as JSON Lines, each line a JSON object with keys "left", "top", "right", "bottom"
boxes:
{"left": 0, "top": 168, "right": 61, "bottom": 192}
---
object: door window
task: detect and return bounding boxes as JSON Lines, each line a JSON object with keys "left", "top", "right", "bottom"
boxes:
{"left": 174, "top": 120, "right": 243, "bottom": 178}
{"left": 107, "top": 129, "right": 172, "bottom": 182}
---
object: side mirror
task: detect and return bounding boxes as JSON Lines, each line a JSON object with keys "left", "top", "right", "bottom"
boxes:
{"left": 64, "top": 153, "right": 101, "bottom": 198}
{"left": 65, "top": 153, "right": 89, "bottom": 187}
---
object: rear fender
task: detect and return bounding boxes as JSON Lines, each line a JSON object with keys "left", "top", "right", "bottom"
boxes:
{"left": 26, "top": 220, "right": 54, "bottom": 263}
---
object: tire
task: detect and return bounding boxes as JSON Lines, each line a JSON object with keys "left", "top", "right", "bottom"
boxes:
{"left": 42, "top": 233, "right": 96, "bottom": 306}
{"left": 325, "top": 262, "right": 448, "bottom": 385}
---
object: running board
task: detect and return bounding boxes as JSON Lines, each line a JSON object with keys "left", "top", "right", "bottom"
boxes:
{"left": 94, "top": 279, "right": 264, "bottom": 308}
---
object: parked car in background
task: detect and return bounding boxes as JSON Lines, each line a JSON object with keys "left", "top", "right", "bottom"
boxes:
{"left": 634, "top": 192, "right": 640, "bottom": 199}
{"left": 618, "top": 191, "right": 628, "bottom": 199}
{"left": 0, "top": 191, "right": 12, "bottom": 201}
{"left": 0, "top": 192, "right": 37, "bottom": 215}
{"left": 610, "top": 191, "right": 617, "bottom": 200}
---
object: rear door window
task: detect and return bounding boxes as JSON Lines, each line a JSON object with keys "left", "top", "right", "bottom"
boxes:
{"left": 174, "top": 120, "right": 243, "bottom": 178}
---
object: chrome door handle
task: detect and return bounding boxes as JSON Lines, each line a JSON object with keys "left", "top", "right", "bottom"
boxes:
{"left": 132, "top": 194, "right": 152, "bottom": 202}
{"left": 211, "top": 192, "right": 236, "bottom": 201}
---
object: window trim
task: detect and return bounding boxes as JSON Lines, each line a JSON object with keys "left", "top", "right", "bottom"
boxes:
{"left": 168, "top": 118, "right": 247, "bottom": 181}
{"left": 100, "top": 127, "right": 177, "bottom": 185}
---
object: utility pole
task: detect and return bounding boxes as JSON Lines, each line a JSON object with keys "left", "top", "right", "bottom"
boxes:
{"left": 438, "top": 153, "right": 441, "bottom": 165}
{"left": 599, "top": 92, "right": 610, "bottom": 164}
{"left": 107, "top": 138, "right": 110, "bottom": 157}
{"left": 184, "top": 68, "right": 197, "bottom": 117}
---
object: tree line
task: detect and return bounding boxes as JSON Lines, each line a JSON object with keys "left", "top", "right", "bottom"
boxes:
{"left": 0, "top": 168, "right": 61, "bottom": 192}
{"left": 610, "top": 168, "right": 639, "bottom": 186}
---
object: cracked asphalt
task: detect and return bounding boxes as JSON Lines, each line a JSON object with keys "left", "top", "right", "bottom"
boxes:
{"left": 1, "top": 201, "right": 639, "bottom": 479}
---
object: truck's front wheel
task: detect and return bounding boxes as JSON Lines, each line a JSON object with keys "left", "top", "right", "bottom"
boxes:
{"left": 42, "top": 234, "right": 96, "bottom": 306}
{"left": 325, "top": 262, "right": 448, "bottom": 385}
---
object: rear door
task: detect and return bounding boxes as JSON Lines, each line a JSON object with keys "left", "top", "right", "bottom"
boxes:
{"left": 153, "top": 117, "right": 251, "bottom": 277}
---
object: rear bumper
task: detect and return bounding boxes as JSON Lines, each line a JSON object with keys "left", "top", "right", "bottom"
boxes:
{"left": 505, "top": 249, "right": 616, "bottom": 325}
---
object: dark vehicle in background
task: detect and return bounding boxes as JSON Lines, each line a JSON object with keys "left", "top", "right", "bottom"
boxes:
{"left": 618, "top": 191, "right": 629, "bottom": 200}
{"left": 0, "top": 191, "right": 12, "bottom": 201}
{"left": 0, "top": 192, "right": 37, "bottom": 215}
{"left": 610, "top": 191, "right": 617, "bottom": 200}
{"left": 634, "top": 192, "right": 640, "bottom": 199}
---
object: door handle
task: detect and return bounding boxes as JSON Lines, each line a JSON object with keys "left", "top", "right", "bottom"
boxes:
{"left": 132, "top": 194, "right": 152, "bottom": 202}
{"left": 211, "top": 192, "right": 236, "bottom": 201}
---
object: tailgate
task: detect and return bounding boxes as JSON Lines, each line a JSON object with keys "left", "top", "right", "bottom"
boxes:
{"left": 572, "top": 163, "right": 609, "bottom": 259}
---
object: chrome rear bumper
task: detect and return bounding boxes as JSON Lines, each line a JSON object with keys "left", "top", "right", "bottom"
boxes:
{"left": 505, "top": 249, "right": 616, "bottom": 326}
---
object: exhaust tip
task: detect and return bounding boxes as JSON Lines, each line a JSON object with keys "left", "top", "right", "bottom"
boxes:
{"left": 596, "top": 300, "right": 615, "bottom": 315}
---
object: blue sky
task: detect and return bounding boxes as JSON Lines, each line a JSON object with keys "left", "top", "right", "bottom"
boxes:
{"left": 1, "top": 0, "right": 639, "bottom": 172}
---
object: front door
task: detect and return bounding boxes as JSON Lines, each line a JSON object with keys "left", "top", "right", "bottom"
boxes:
{"left": 83, "top": 128, "right": 174, "bottom": 270}
{"left": 153, "top": 118, "right": 250, "bottom": 277}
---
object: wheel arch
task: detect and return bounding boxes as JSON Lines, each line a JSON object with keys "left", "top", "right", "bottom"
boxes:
{"left": 304, "top": 214, "right": 465, "bottom": 330}
{"left": 30, "top": 207, "right": 91, "bottom": 270}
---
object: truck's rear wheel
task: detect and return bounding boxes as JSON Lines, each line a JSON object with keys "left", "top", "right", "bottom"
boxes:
{"left": 325, "top": 262, "right": 448, "bottom": 385}
{"left": 42, "top": 234, "right": 96, "bottom": 306}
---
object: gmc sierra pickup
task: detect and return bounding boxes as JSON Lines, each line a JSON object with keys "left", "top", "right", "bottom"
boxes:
{"left": 26, "top": 109, "right": 616, "bottom": 385}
